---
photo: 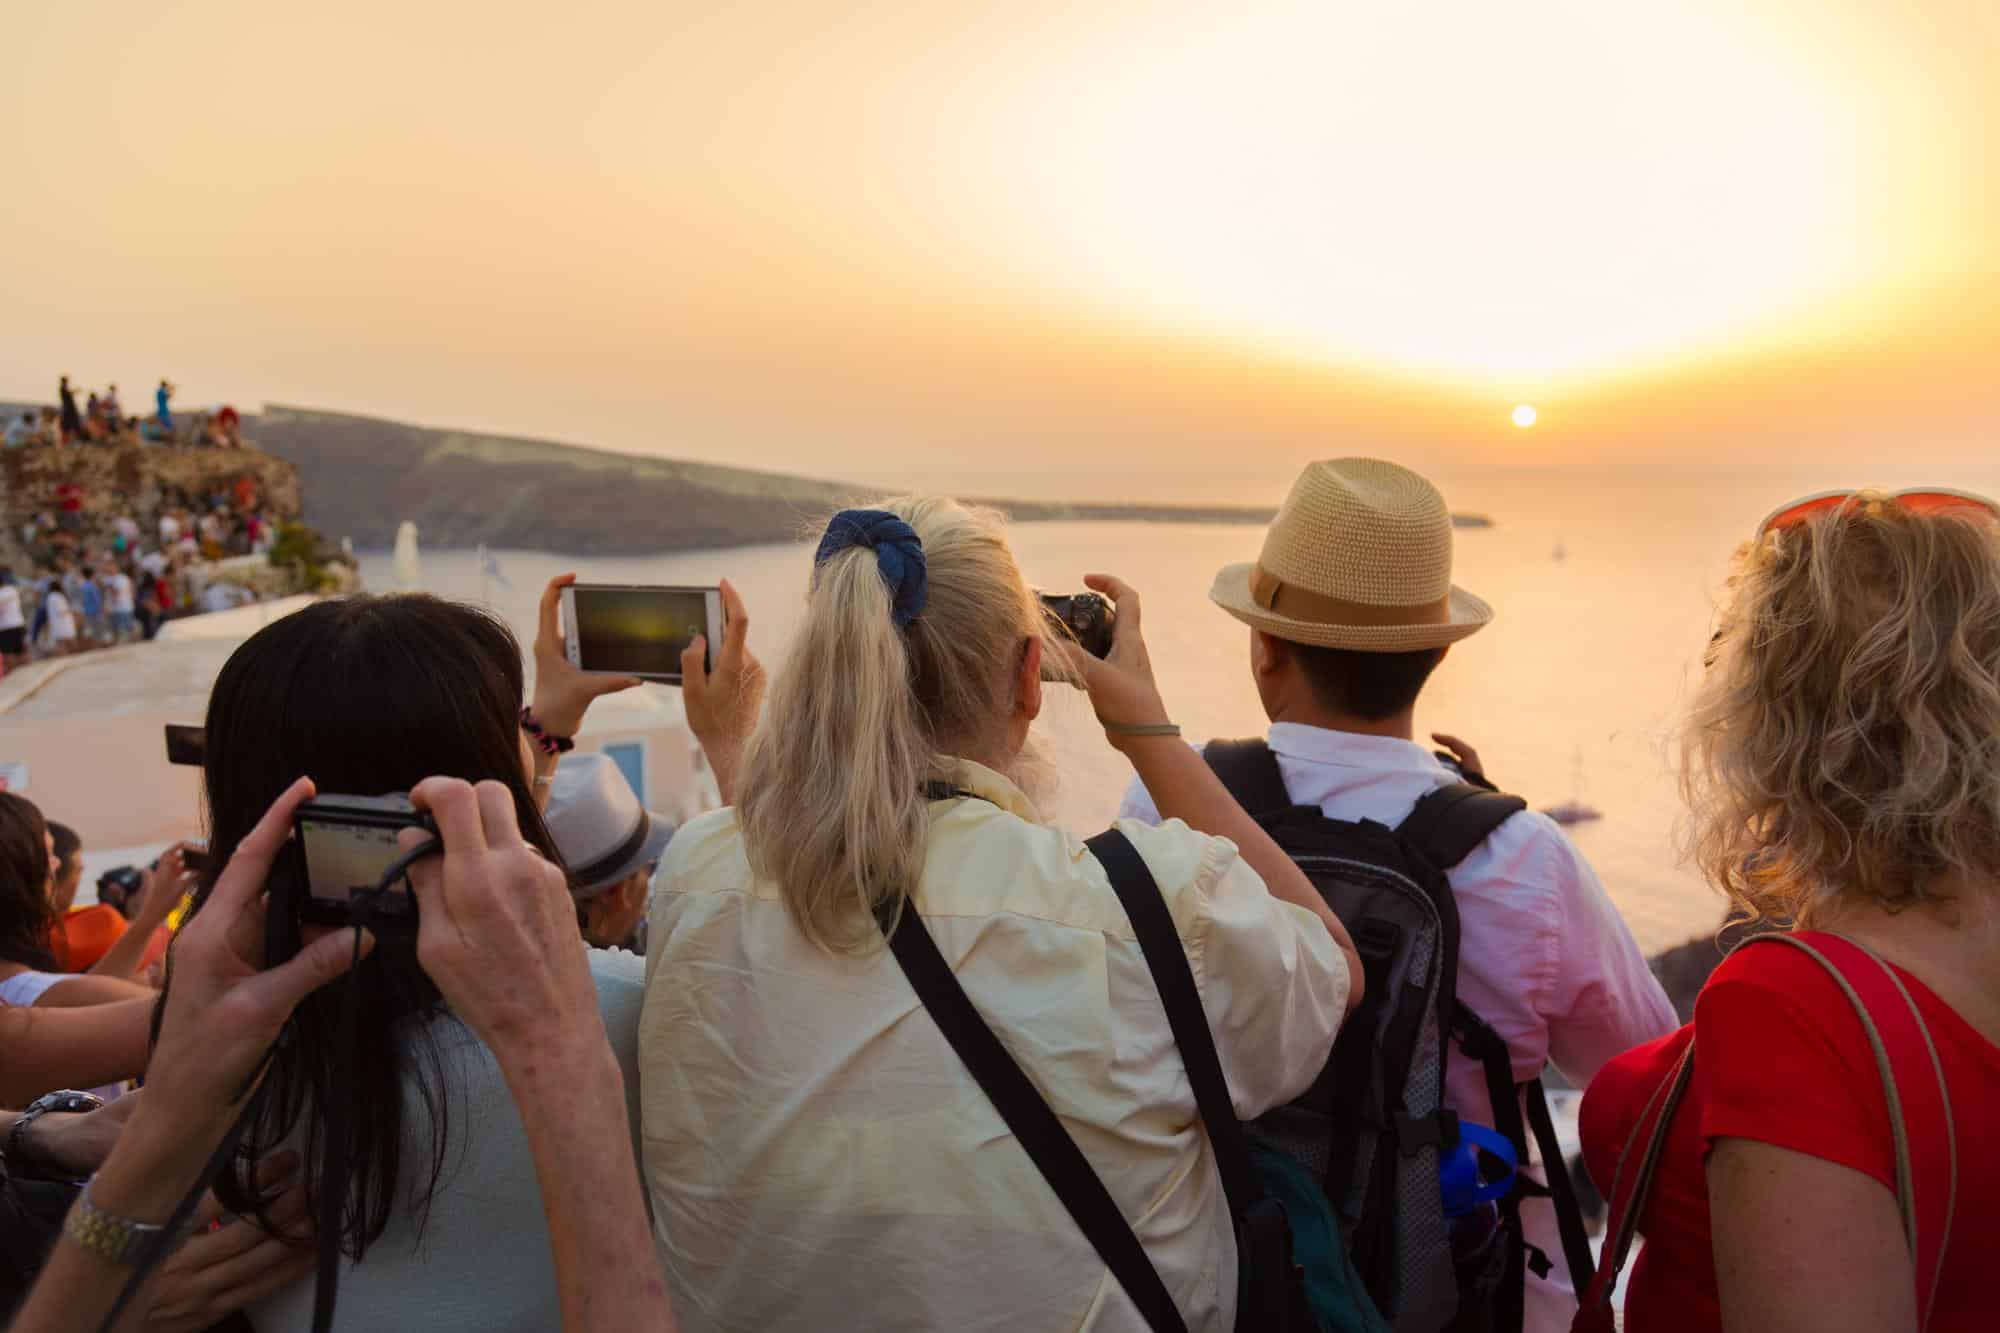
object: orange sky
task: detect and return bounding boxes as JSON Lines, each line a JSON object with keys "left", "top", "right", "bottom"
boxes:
{"left": 5, "top": 1, "right": 1994, "bottom": 496}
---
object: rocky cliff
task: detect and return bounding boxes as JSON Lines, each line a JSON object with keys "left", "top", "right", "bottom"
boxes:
{"left": 247, "top": 404, "right": 1279, "bottom": 553}
{"left": 1, "top": 440, "right": 304, "bottom": 569}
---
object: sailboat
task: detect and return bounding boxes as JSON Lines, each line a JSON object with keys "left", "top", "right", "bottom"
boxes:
{"left": 392, "top": 521, "right": 424, "bottom": 592}
{"left": 1541, "top": 745, "right": 1603, "bottom": 827}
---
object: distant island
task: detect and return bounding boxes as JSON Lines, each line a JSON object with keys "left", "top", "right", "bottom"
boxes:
{"left": 0, "top": 400, "right": 1492, "bottom": 555}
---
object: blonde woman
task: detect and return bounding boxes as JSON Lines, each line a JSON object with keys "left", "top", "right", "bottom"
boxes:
{"left": 1579, "top": 489, "right": 2000, "bottom": 1333}
{"left": 642, "top": 499, "right": 1361, "bottom": 1333}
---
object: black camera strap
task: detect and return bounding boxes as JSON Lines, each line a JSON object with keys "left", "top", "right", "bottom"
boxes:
{"left": 94, "top": 1049, "right": 278, "bottom": 1333}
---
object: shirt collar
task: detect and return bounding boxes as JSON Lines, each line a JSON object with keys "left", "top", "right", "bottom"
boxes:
{"left": 1265, "top": 721, "right": 1450, "bottom": 777}
{"left": 944, "top": 757, "right": 1043, "bottom": 822}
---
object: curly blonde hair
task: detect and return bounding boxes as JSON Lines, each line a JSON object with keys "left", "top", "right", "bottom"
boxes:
{"left": 1682, "top": 493, "right": 2000, "bottom": 925}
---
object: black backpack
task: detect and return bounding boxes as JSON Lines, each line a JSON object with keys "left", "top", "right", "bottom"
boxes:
{"left": 1204, "top": 740, "right": 1594, "bottom": 1333}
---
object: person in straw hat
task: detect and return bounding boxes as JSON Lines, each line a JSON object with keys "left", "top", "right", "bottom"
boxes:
{"left": 1120, "top": 458, "right": 1675, "bottom": 1333}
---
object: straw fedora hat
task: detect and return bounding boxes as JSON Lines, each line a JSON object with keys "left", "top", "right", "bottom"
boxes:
{"left": 1210, "top": 458, "right": 1492, "bottom": 652}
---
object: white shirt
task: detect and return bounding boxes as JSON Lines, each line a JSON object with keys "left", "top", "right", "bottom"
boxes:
{"left": 158, "top": 515, "right": 180, "bottom": 544}
{"left": 198, "top": 582, "right": 252, "bottom": 613}
{"left": 252, "top": 949, "right": 649, "bottom": 1332}
{"left": 1121, "top": 724, "right": 1677, "bottom": 1333}
{"left": 138, "top": 550, "right": 168, "bottom": 578}
{"left": 104, "top": 572, "right": 134, "bottom": 614}
{"left": 43, "top": 590, "right": 75, "bottom": 640}
{"left": 642, "top": 759, "right": 1349, "bottom": 1333}
{"left": 0, "top": 585, "right": 22, "bottom": 631}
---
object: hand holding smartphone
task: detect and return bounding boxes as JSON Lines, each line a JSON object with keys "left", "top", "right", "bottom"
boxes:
{"left": 560, "top": 583, "right": 723, "bottom": 686}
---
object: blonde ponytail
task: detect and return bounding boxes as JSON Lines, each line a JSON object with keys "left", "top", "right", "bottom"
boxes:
{"left": 737, "top": 497, "right": 1061, "bottom": 953}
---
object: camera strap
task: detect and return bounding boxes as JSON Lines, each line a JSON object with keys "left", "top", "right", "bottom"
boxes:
{"left": 94, "top": 1047, "right": 279, "bottom": 1333}
{"left": 308, "top": 839, "right": 439, "bottom": 1333}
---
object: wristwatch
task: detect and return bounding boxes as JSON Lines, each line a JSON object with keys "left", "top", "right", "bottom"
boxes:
{"left": 3, "top": 1089, "right": 105, "bottom": 1176}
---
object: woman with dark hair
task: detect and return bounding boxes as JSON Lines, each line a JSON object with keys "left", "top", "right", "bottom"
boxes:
{"left": 0, "top": 794, "right": 153, "bottom": 1103}
{"left": 180, "top": 593, "right": 646, "bottom": 1333}
{"left": 0, "top": 794, "right": 154, "bottom": 1012}
{"left": 43, "top": 822, "right": 184, "bottom": 980}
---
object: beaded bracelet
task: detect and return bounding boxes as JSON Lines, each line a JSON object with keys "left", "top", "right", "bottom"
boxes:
{"left": 519, "top": 707, "right": 576, "bottom": 755}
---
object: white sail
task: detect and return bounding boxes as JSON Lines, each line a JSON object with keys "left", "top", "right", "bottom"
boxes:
{"left": 392, "top": 521, "right": 423, "bottom": 592}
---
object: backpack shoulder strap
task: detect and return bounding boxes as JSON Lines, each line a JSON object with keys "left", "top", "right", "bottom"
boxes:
{"left": 1202, "top": 739, "right": 1295, "bottom": 821}
{"left": 1395, "top": 782, "right": 1526, "bottom": 871}
{"left": 882, "top": 902, "right": 1190, "bottom": 1333}
{"left": 1521, "top": 1076, "right": 1599, "bottom": 1294}
{"left": 1085, "top": 827, "right": 1262, "bottom": 1215}
{"left": 1743, "top": 931, "right": 1957, "bottom": 1331}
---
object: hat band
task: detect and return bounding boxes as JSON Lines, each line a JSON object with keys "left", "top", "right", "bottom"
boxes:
{"left": 1249, "top": 563, "right": 1452, "bottom": 628}
{"left": 571, "top": 811, "right": 654, "bottom": 894}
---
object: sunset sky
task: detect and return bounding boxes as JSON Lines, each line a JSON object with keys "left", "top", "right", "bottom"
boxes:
{"left": 6, "top": 1, "right": 1995, "bottom": 497}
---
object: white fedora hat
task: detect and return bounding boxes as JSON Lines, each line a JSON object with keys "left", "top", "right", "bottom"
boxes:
{"left": 1210, "top": 457, "right": 1492, "bottom": 652}
{"left": 544, "top": 753, "right": 676, "bottom": 897}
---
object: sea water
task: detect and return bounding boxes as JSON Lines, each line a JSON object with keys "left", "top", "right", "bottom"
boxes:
{"left": 360, "top": 461, "right": 2000, "bottom": 957}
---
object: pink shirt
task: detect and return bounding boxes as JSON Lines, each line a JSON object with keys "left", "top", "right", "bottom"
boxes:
{"left": 1121, "top": 724, "right": 1677, "bottom": 1333}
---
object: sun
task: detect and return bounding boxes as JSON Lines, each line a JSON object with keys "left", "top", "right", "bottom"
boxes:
{"left": 1511, "top": 404, "right": 1538, "bottom": 428}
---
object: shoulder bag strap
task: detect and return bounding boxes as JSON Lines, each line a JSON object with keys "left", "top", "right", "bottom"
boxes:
{"left": 1200, "top": 740, "right": 1296, "bottom": 822}
{"left": 1085, "top": 828, "right": 1263, "bottom": 1214}
{"left": 1395, "top": 783, "right": 1527, "bottom": 872}
{"left": 1575, "top": 1038, "right": 1695, "bottom": 1326}
{"left": 882, "top": 900, "right": 1191, "bottom": 1333}
{"left": 1746, "top": 932, "right": 1957, "bottom": 1332}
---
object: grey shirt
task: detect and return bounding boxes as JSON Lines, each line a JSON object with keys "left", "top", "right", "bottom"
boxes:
{"left": 250, "top": 948, "right": 647, "bottom": 1332}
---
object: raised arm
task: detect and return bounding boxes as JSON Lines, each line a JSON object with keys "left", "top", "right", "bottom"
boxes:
{"left": 86, "top": 844, "right": 190, "bottom": 982}
{"left": 680, "top": 579, "right": 765, "bottom": 806}
{"left": 1071, "top": 574, "right": 1362, "bottom": 1014}
{"left": 529, "top": 573, "right": 643, "bottom": 810}
{"left": 0, "top": 999, "right": 153, "bottom": 1106}
{"left": 406, "top": 777, "right": 675, "bottom": 1333}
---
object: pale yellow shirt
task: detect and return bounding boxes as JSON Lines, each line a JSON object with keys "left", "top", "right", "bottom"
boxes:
{"left": 640, "top": 760, "right": 1348, "bottom": 1333}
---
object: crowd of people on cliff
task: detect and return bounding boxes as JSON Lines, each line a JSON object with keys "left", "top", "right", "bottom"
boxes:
{"left": 4, "top": 376, "right": 244, "bottom": 452}
{"left": 2, "top": 472, "right": 283, "bottom": 672}
{"left": 2, "top": 460, "right": 1994, "bottom": 1333}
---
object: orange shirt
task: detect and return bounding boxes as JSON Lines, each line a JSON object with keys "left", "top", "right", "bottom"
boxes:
{"left": 52, "top": 906, "right": 172, "bottom": 974}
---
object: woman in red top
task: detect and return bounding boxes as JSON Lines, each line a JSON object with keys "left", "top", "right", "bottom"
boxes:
{"left": 1581, "top": 489, "right": 2000, "bottom": 1333}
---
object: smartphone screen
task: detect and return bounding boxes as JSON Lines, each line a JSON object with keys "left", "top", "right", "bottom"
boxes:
{"left": 568, "top": 585, "right": 716, "bottom": 682}
{"left": 164, "top": 724, "right": 206, "bottom": 767}
{"left": 299, "top": 816, "right": 410, "bottom": 901}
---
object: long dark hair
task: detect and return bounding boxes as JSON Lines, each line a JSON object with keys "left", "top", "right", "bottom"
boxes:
{"left": 180, "top": 594, "right": 557, "bottom": 1258}
{"left": 0, "top": 792, "right": 61, "bottom": 971}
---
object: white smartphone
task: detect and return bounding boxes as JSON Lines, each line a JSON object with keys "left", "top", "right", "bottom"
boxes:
{"left": 560, "top": 583, "right": 723, "bottom": 685}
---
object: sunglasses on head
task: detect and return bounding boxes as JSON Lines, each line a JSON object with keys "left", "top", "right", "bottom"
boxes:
{"left": 1756, "top": 487, "right": 2000, "bottom": 539}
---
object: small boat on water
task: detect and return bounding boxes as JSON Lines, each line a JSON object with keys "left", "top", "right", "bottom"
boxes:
{"left": 1540, "top": 746, "right": 1603, "bottom": 826}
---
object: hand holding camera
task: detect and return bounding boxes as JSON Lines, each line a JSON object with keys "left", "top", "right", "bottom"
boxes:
{"left": 93, "top": 779, "right": 376, "bottom": 1215}
{"left": 1051, "top": 575, "right": 1177, "bottom": 752}
{"left": 401, "top": 777, "right": 607, "bottom": 1073}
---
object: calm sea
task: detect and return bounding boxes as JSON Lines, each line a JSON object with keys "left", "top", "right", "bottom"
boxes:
{"left": 359, "top": 461, "right": 2000, "bottom": 955}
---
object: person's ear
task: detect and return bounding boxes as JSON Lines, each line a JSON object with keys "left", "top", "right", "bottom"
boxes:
{"left": 1017, "top": 636, "right": 1044, "bottom": 723}
{"left": 1251, "top": 630, "right": 1287, "bottom": 681}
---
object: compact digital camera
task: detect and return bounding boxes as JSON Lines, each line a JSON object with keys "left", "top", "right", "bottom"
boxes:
{"left": 1038, "top": 591, "right": 1117, "bottom": 659}
{"left": 265, "top": 794, "right": 437, "bottom": 965}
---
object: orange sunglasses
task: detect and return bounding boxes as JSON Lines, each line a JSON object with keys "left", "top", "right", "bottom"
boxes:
{"left": 1756, "top": 487, "right": 2000, "bottom": 539}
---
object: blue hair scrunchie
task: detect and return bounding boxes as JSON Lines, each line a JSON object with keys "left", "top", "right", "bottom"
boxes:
{"left": 814, "top": 509, "right": 928, "bottom": 627}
